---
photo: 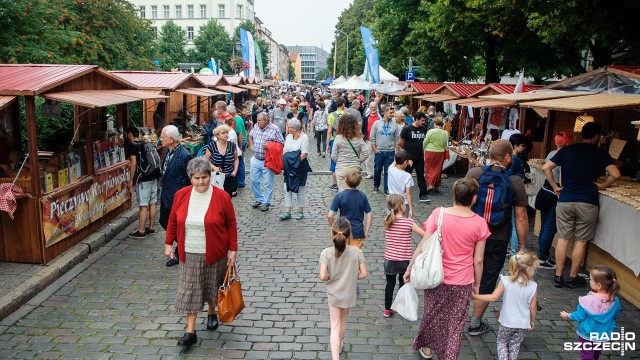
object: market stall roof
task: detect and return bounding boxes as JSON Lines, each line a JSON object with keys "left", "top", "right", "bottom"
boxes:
{"left": 388, "top": 90, "right": 416, "bottom": 96}
{"left": 110, "top": 71, "right": 192, "bottom": 90}
{"left": 480, "top": 90, "right": 589, "bottom": 103}
{"left": 0, "top": 96, "right": 17, "bottom": 110}
{"left": 414, "top": 94, "right": 458, "bottom": 102}
{"left": 0, "top": 64, "right": 133, "bottom": 95}
{"left": 448, "top": 98, "right": 486, "bottom": 105}
{"left": 546, "top": 66, "right": 640, "bottom": 94}
{"left": 194, "top": 74, "right": 229, "bottom": 87}
{"left": 466, "top": 99, "right": 515, "bottom": 108}
{"left": 332, "top": 76, "right": 347, "bottom": 85}
{"left": 42, "top": 89, "right": 169, "bottom": 108}
{"left": 358, "top": 64, "right": 399, "bottom": 82}
{"left": 225, "top": 76, "right": 245, "bottom": 86}
{"left": 520, "top": 93, "right": 640, "bottom": 112}
{"left": 468, "top": 83, "right": 542, "bottom": 97}
{"left": 238, "top": 84, "right": 262, "bottom": 90}
{"left": 441, "top": 83, "right": 487, "bottom": 98}
{"left": 175, "top": 88, "right": 227, "bottom": 97}
{"left": 215, "top": 85, "right": 246, "bottom": 94}
{"left": 409, "top": 82, "right": 442, "bottom": 94}
{"left": 330, "top": 76, "right": 372, "bottom": 90}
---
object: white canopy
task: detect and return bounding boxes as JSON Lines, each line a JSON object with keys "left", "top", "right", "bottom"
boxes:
{"left": 332, "top": 75, "right": 347, "bottom": 85}
{"left": 358, "top": 63, "right": 399, "bottom": 83}
{"left": 371, "top": 82, "right": 405, "bottom": 94}
{"left": 329, "top": 76, "right": 372, "bottom": 90}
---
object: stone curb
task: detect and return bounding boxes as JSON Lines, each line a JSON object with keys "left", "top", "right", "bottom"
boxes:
{"left": 0, "top": 206, "right": 139, "bottom": 320}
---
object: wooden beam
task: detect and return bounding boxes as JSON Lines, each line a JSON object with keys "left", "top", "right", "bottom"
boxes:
{"left": 518, "top": 106, "right": 527, "bottom": 134}
{"left": 24, "top": 97, "right": 40, "bottom": 196}
{"left": 541, "top": 110, "right": 555, "bottom": 158}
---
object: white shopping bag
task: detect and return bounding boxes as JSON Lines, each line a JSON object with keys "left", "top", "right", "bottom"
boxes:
{"left": 211, "top": 171, "right": 225, "bottom": 189}
{"left": 391, "top": 283, "right": 418, "bottom": 321}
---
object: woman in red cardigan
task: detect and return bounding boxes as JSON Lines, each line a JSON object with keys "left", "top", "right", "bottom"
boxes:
{"left": 164, "top": 157, "right": 238, "bottom": 348}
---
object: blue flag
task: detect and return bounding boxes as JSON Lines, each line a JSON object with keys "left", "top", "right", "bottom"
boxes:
{"left": 240, "top": 28, "right": 250, "bottom": 76}
{"left": 360, "top": 26, "right": 380, "bottom": 84}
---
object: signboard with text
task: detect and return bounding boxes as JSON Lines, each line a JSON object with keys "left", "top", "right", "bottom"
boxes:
{"left": 42, "top": 163, "right": 130, "bottom": 247}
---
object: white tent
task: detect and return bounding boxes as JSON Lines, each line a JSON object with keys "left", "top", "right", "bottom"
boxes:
{"left": 358, "top": 63, "right": 399, "bottom": 83}
{"left": 332, "top": 75, "right": 347, "bottom": 85}
{"left": 329, "top": 76, "right": 372, "bottom": 90}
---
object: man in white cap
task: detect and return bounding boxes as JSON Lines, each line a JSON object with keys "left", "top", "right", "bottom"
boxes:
{"left": 271, "top": 98, "right": 290, "bottom": 138}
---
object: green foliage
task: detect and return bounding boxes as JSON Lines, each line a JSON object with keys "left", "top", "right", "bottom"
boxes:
{"left": 328, "top": 0, "right": 376, "bottom": 78}
{"left": 316, "top": 68, "right": 332, "bottom": 80}
{"left": 192, "top": 19, "right": 233, "bottom": 73}
{"left": 0, "top": 0, "right": 155, "bottom": 70}
{"left": 19, "top": 97, "right": 75, "bottom": 153}
{"left": 156, "top": 21, "right": 187, "bottom": 71}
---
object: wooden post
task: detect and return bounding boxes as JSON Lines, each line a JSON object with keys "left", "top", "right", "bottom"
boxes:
{"left": 196, "top": 96, "right": 201, "bottom": 125}
{"left": 164, "top": 90, "right": 171, "bottom": 126}
{"left": 24, "top": 97, "right": 40, "bottom": 196}
{"left": 518, "top": 106, "right": 527, "bottom": 134}
{"left": 541, "top": 110, "right": 555, "bottom": 158}
{"left": 85, "top": 107, "right": 94, "bottom": 176}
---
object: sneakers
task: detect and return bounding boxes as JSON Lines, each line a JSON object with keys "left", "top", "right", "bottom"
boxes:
{"left": 260, "top": 204, "right": 270, "bottom": 212}
{"left": 251, "top": 201, "right": 261, "bottom": 209}
{"left": 419, "top": 195, "right": 431, "bottom": 203}
{"left": 468, "top": 320, "right": 491, "bottom": 336}
{"left": 365, "top": 174, "right": 373, "bottom": 179}
{"left": 538, "top": 260, "right": 556, "bottom": 269}
{"left": 566, "top": 276, "right": 587, "bottom": 289}
{"left": 128, "top": 230, "right": 146, "bottom": 239}
{"left": 145, "top": 227, "right": 155, "bottom": 235}
{"left": 553, "top": 275, "right": 564, "bottom": 288}
{"left": 384, "top": 191, "right": 389, "bottom": 196}
{"left": 374, "top": 187, "right": 379, "bottom": 192}
{"left": 383, "top": 309, "right": 393, "bottom": 318}
{"left": 330, "top": 184, "right": 338, "bottom": 191}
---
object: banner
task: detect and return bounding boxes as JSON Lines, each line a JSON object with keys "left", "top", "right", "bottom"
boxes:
{"left": 247, "top": 31, "right": 256, "bottom": 77}
{"left": 42, "top": 163, "right": 130, "bottom": 247}
{"left": 360, "top": 26, "right": 380, "bottom": 84}
{"left": 254, "top": 40, "right": 263, "bottom": 80}
{"left": 240, "top": 28, "right": 250, "bottom": 77}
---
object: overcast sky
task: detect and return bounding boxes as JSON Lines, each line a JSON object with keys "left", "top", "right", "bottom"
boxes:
{"left": 254, "top": 0, "right": 352, "bottom": 52}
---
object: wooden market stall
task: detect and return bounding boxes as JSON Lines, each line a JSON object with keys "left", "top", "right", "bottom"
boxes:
{"left": 0, "top": 64, "right": 168, "bottom": 264}
{"left": 517, "top": 93, "right": 640, "bottom": 307}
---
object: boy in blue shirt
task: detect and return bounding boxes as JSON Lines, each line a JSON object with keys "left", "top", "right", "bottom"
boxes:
{"left": 327, "top": 170, "right": 373, "bottom": 249}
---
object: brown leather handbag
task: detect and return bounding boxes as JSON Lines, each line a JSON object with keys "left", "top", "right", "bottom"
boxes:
{"left": 217, "top": 264, "right": 245, "bottom": 323}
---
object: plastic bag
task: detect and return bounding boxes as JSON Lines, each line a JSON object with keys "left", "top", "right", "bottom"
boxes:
{"left": 391, "top": 284, "right": 419, "bottom": 321}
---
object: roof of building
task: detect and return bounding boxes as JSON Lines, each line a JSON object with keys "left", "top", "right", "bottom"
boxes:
{"left": 520, "top": 93, "right": 640, "bottom": 111}
{"left": 110, "top": 71, "right": 192, "bottom": 90}
{"left": 0, "top": 64, "right": 105, "bottom": 95}
{"left": 440, "top": 83, "right": 487, "bottom": 97}
{"left": 410, "top": 82, "right": 442, "bottom": 94}
{"left": 289, "top": 52, "right": 299, "bottom": 62}
{"left": 194, "top": 75, "right": 228, "bottom": 87}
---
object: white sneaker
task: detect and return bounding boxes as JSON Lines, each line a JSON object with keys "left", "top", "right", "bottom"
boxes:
{"left": 365, "top": 174, "right": 373, "bottom": 179}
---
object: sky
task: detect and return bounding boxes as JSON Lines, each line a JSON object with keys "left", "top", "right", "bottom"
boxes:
{"left": 254, "top": 0, "right": 352, "bottom": 52}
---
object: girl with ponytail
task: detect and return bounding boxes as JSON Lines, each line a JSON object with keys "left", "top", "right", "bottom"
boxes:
{"left": 319, "top": 216, "right": 368, "bottom": 360}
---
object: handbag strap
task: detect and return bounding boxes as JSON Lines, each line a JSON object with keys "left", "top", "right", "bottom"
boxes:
{"left": 435, "top": 207, "right": 445, "bottom": 243}
{"left": 346, "top": 138, "right": 359, "bottom": 158}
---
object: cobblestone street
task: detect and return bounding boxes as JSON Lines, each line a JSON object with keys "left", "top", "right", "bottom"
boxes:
{"left": 0, "top": 151, "right": 638, "bottom": 359}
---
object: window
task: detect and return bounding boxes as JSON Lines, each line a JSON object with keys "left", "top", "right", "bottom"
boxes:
{"left": 187, "top": 5, "right": 194, "bottom": 18}
{"left": 175, "top": 5, "right": 182, "bottom": 18}
{"left": 187, "top": 27, "right": 194, "bottom": 40}
{"left": 200, "top": 5, "right": 207, "bottom": 18}
{"left": 218, "top": 4, "right": 225, "bottom": 18}
{"left": 163, "top": 5, "right": 169, "bottom": 19}
{"left": 236, "top": 4, "right": 243, "bottom": 18}
{"left": 139, "top": 5, "right": 145, "bottom": 18}
{"left": 151, "top": 5, "right": 157, "bottom": 19}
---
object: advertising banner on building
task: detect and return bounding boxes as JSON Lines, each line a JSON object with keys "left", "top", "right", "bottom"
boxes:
{"left": 42, "top": 163, "right": 130, "bottom": 247}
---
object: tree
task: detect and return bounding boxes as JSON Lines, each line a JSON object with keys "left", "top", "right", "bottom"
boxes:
{"left": 192, "top": 19, "right": 233, "bottom": 73}
{"left": 316, "top": 68, "right": 331, "bottom": 80}
{"left": 0, "top": 0, "right": 155, "bottom": 69}
{"left": 156, "top": 21, "right": 187, "bottom": 71}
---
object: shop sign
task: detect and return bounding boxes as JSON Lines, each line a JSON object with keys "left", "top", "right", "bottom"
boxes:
{"left": 42, "top": 163, "right": 130, "bottom": 247}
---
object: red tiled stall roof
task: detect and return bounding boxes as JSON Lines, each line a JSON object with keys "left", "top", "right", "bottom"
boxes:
{"left": 110, "top": 71, "right": 192, "bottom": 90}
{"left": 488, "top": 83, "right": 542, "bottom": 94}
{"left": 194, "top": 74, "right": 229, "bottom": 87}
{"left": 442, "top": 83, "right": 487, "bottom": 97}
{"left": 410, "top": 82, "right": 442, "bottom": 94}
{"left": 225, "top": 76, "right": 245, "bottom": 85}
{"left": 0, "top": 64, "right": 97, "bottom": 95}
{"left": 608, "top": 65, "right": 640, "bottom": 75}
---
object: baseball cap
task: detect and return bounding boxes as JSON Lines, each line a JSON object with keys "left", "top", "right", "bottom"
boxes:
{"left": 278, "top": 99, "right": 287, "bottom": 105}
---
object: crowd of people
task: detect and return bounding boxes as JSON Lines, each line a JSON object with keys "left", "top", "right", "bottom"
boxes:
{"left": 122, "top": 83, "right": 623, "bottom": 360}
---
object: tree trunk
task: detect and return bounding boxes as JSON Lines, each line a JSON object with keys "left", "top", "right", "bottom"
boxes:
{"left": 484, "top": 35, "right": 499, "bottom": 83}
{"left": 589, "top": 38, "right": 613, "bottom": 70}
{"left": 533, "top": 77, "right": 543, "bottom": 85}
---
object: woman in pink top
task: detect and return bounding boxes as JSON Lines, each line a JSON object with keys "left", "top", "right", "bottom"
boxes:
{"left": 404, "top": 178, "right": 490, "bottom": 360}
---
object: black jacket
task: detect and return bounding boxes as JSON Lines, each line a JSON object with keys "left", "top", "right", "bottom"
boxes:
{"left": 283, "top": 150, "right": 312, "bottom": 193}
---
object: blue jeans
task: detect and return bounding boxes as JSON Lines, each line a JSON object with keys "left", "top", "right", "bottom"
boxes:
{"left": 250, "top": 156, "right": 275, "bottom": 205}
{"left": 374, "top": 151, "right": 395, "bottom": 193}
{"left": 237, "top": 154, "right": 246, "bottom": 187}
{"left": 537, "top": 205, "right": 557, "bottom": 261}
{"left": 509, "top": 208, "right": 517, "bottom": 256}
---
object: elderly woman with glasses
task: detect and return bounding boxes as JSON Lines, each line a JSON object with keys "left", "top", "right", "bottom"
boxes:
{"left": 280, "top": 118, "right": 311, "bottom": 220}
{"left": 165, "top": 157, "right": 238, "bottom": 349}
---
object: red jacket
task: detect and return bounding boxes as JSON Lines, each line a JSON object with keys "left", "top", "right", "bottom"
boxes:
{"left": 265, "top": 141, "right": 284, "bottom": 174}
{"left": 165, "top": 185, "right": 238, "bottom": 264}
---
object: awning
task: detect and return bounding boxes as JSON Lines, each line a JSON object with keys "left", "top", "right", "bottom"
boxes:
{"left": 519, "top": 93, "right": 640, "bottom": 112}
{"left": 466, "top": 100, "right": 513, "bottom": 109}
{"left": 448, "top": 98, "right": 486, "bottom": 105}
{"left": 388, "top": 91, "right": 416, "bottom": 96}
{"left": 215, "top": 85, "right": 245, "bottom": 94}
{"left": 415, "top": 94, "right": 458, "bottom": 102}
{"left": 479, "top": 90, "right": 589, "bottom": 103}
{"left": 43, "top": 90, "right": 169, "bottom": 108}
{"left": 175, "top": 88, "right": 227, "bottom": 97}
{"left": 238, "top": 84, "right": 262, "bottom": 90}
{"left": 0, "top": 96, "right": 17, "bottom": 110}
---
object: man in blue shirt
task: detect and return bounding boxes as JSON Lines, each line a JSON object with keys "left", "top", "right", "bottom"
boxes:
{"left": 543, "top": 122, "right": 620, "bottom": 288}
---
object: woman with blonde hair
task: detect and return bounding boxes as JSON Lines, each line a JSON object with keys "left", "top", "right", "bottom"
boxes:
{"left": 423, "top": 116, "right": 448, "bottom": 193}
{"left": 394, "top": 110, "right": 406, "bottom": 136}
{"left": 204, "top": 124, "right": 239, "bottom": 197}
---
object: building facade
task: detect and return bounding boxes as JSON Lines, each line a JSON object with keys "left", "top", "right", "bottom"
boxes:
{"left": 286, "top": 46, "right": 329, "bottom": 84}
{"left": 255, "top": 17, "right": 290, "bottom": 80}
{"left": 132, "top": 0, "right": 255, "bottom": 45}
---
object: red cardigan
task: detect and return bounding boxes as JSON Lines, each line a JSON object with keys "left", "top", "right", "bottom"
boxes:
{"left": 165, "top": 185, "right": 238, "bottom": 264}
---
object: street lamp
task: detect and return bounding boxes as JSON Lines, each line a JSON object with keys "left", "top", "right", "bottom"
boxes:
{"left": 332, "top": 29, "right": 349, "bottom": 78}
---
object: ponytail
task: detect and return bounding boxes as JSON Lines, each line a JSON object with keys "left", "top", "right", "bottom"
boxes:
{"left": 591, "top": 265, "right": 620, "bottom": 303}
{"left": 384, "top": 194, "right": 404, "bottom": 229}
{"left": 331, "top": 216, "right": 352, "bottom": 258}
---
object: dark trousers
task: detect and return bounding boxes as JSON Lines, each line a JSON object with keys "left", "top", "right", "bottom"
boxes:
{"left": 385, "top": 274, "right": 405, "bottom": 310}
{"left": 538, "top": 205, "right": 557, "bottom": 261}
{"left": 405, "top": 156, "right": 428, "bottom": 196}
{"left": 374, "top": 151, "right": 395, "bottom": 193}
{"left": 160, "top": 205, "right": 179, "bottom": 259}
{"left": 315, "top": 130, "right": 327, "bottom": 153}
{"left": 223, "top": 174, "right": 238, "bottom": 197}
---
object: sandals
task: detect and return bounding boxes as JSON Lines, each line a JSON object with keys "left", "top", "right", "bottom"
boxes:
{"left": 279, "top": 212, "right": 291, "bottom": 220}
{"left": 294, "top": 211, "right": 304, "bottom": 220}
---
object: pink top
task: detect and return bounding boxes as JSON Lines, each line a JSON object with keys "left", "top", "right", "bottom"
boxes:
{"left": 579, "top": 292, "right": 614, "bottom": 314}
{"left": 423, "top": 208, "right": 490, "bottom": 285}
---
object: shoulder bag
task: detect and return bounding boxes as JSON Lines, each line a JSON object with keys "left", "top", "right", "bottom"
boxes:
{"left": 410, "top": 207, "right": 446, "bottom": 290}
{"left": 217, "top": 264, "right": 245, "bottom": 323}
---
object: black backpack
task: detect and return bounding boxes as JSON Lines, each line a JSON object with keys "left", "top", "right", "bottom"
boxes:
{"left": 137, "top": 141, "right": 161, "bottom": 180}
